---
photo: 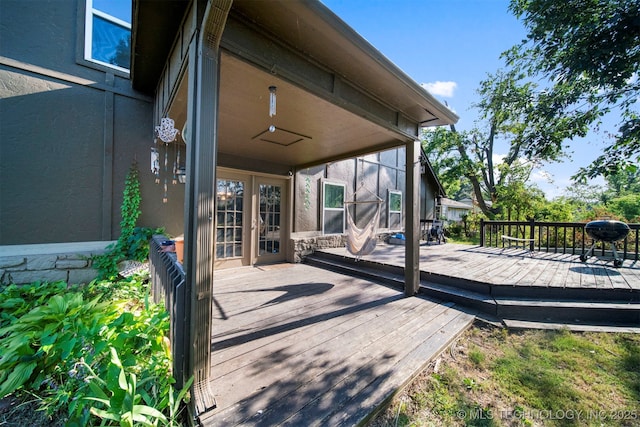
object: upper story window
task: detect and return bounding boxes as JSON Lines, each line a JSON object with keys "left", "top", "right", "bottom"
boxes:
{"left": 84, "top": 0, "right": 131, "bottom": 72}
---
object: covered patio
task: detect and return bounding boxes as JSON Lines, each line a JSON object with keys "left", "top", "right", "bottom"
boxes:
{"left": 133, "top": 0, "right": 459, "bottom": 421}
{"left": 198, "top": 263, "right": 475, "bottom": 426}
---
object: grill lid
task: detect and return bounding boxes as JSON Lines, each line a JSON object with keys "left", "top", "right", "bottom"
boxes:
{"left": 584, "top": 220, "right": 630, "bottom": 242}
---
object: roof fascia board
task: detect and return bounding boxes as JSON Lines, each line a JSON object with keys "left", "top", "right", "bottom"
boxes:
{"left": 303, "top": 0, "right": 459, "bottom": 125}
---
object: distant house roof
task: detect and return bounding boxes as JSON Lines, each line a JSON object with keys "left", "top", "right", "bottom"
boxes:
{"left": 441, "top": 198, "right": 473, "bottom": 209}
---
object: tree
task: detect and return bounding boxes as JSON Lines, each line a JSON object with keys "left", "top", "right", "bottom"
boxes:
{"left": 422, "top": 69, "right": 558, "bottom": 218}
{"left": 536, "top": 198, "right": 578, "bottom": 222}
{"left": 608, "top": 194, "right": 640, "bottom": 222}
{"left": 604, "top": 168, "right": 640, "bottom": 196}
{"left": 420, "top": 127, "right": 470, "bottom": 200}
{"left": 506, "top": 0, "right": 640, "bottom": 179}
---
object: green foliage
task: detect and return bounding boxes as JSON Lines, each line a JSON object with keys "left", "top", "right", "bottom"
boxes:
{"left": 120, "top": 162, "right": 142, "bottom": 241}
{"left": 421, "top": 127, "right": 469, "bottom": 199}
{"left": 506, "top": 0, "right": 640, "bottom": 179}
{"left": 82, "top": 347, "right": 167, "bottom": 427}
{"left": 535, "top": 198, "right": 577, "bottom": 222}
{"left": 0, "top": 274, "right": 191, "bottom": 426}
{"left": 494, "top": 181, "right": 546, "bottom": 221}
{"left": 421, "top": 69, "right": 561, "bottom": 219}
{"left": 93, "top": 161, "right": 163, "bottom": 279}
{"left": 604, "top": 168, "right": 640, "bottom": 197}
{"left": 0, "top": 283, "right": 116, "bottom": 399}
{"left": 607, "top": 194, "right": 640, "bottom": 222}
{"left": 82, "top": 349, "right": 193, "bottom": 427}
{"left": 468, "top": 347, "right": 485, "bottom": 367}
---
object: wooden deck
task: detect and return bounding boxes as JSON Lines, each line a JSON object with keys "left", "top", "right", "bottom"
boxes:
{"left": 308, "top": 243, "right": 640, "bottom": 332}
{"left": 198, "top": 263, "right": 475, "bottom": 426}
{"left": 321, "top": 243, "right": 640, "bottom": 291}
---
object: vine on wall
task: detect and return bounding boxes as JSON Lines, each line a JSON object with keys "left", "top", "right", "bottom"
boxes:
{"left": 93, "top": 161, "right": 163, "bottom": 279}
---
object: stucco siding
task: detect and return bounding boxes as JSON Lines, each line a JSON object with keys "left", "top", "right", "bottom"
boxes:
{"left": 0, "top": 0, "right": 173, "bottom": 244}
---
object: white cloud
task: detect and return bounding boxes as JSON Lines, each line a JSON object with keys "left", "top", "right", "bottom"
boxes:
{"left": 530, "top": 169, "right": 553, "bottom": 184}
{"left": 421, "top": 81, "right": 457, "bottom": 98}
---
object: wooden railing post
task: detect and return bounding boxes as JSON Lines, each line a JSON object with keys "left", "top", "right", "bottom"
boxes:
{"left": 529, "top": 218, "right": 535, "bottom": 252}
{"left": 479, "top": 219, "right": 485, "bottom": 247}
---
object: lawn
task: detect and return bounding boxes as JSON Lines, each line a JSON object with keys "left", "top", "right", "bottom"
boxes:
{"left": 368, "top": 322, "right": 640, "bottom": 427}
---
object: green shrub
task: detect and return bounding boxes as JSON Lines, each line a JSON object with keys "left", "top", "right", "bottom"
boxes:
{"left": 0, "top": 273, "right": 190, "bottom": 426}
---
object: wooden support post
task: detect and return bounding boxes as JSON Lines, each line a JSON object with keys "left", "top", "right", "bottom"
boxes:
{"left": 183, "top": 0, "right": 232, "bottom": 417}
{"left": 405, "top": 140, "right": 420, "bottom": 296}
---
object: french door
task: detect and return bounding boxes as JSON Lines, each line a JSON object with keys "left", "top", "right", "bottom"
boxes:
{"left": 256, "top": 178, "right": 285, "bottom": 264}
{"left": 214, "top": 172, "right": 287, "bottom": 269}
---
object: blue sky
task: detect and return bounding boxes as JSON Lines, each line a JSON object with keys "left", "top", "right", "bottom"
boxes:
{"left": 321, "top": 0, "right": 608, "bottom": 199}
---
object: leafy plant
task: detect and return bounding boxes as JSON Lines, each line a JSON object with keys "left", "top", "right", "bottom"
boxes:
{"left": 83, "top": 347, "right": 168, "bottom": 427}
{"left": 0, "top": 274, "right": 190, "bottom": 426}
{"left": 81, "top": 347, "right": 192, "bottom": 427}
{"left": 93, "top": 161, "right": 163, "bottom": 279}
{"left": 0, "top": 286, "right": 116, "bottom": 399}
{"left": 468, "top": 347, "right": 485, "bottom": 367}
{"left": 120, "top": 161, "right": 142, "bottom": 242}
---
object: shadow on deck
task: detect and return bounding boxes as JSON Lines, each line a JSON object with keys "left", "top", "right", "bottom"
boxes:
{"left": 307, "top": 243, "right": 640, "bottom": 332}
{"left": 198, "top": 263, "right": 475, "bottom": 426}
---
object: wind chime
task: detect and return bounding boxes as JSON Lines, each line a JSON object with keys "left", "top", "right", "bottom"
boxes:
{"left": 152, "top": 117, "right": 181, "bottom": 203}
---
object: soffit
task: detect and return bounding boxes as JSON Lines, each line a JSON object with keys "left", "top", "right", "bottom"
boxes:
{"left": 230, "top": 0, "right": 458, "bottom": 127}
{"left": 131, "top": 0, "right": 189, "bottom": 94}
{"left": 168, "top": 53, "right": 405, "bottom": 169}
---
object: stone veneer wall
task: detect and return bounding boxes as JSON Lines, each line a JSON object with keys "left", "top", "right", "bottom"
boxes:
{"left": 0, "top": 241, "right": 115, "bottom": 285}
{"left": 289, "top": 232, "right": 394, "bottom": 263}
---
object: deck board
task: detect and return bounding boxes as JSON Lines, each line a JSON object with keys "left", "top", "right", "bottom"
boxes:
{"left": 322, "top": 243, "right": 640, "bottom": 291}
{"left": 200, "top": 264, "right": 474, "bottom": 426}
{"left": 198, "top": 244, "right": 639, "bottom": 426}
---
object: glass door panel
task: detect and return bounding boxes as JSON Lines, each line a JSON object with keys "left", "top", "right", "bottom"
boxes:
{"left": 258, "top": 183, "right": 282, "bottom": 257}
{"left": 215, "top": 179, "right": 244, "bottom": 260}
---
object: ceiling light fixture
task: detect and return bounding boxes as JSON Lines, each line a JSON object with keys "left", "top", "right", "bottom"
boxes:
{"left": 269, "top": 86, "right": 277, "bottom": 117}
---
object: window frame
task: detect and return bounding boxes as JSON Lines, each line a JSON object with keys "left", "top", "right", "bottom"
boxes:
{"left": 388, "top": 190, "right": 403, "bottom": 229}
{"left": 80, "top": 0, "right": 131, "bottom": 76}
{"left": 321, "top": 180, "right": 346, "bottom": 235}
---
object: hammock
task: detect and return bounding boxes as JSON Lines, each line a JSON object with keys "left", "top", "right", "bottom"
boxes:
{"left": 345, "top": 201, "right": 381, "bottom": 260}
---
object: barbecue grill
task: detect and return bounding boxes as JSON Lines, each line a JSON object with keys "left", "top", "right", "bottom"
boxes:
{"left": 579, "top": 220, "right": 630, "bottom": 267}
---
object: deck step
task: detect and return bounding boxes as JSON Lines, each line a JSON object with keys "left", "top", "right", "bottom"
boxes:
{"left": 304, "top": 254, "right": 497, "bottom": 314}
{"left": 495, "top": 298, "right": 640, "bottom": 325}
{"left": 304, "top": 251, "right": 640, "bottom": 328}
{"left": 502, "top": 319, "right": 640, "bottom": 333}
{"left": 304, "top": 255, "right": 405, "bottom": 289}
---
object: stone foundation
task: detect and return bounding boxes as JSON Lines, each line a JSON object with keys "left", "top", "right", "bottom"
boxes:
{"left": 0, "top": 241, "right": 115, "bottom": 285}
{"left": 289, "top": 232, "right": 393, "bottom": 263}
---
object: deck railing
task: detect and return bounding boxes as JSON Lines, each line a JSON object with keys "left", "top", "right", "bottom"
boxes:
{"left": 479, "top": 219, "right": 640, "bottom": 261}
{"left": 149, "top": 235, "right": 190, "bottom": 389}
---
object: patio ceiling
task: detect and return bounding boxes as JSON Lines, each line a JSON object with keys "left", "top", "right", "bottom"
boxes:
{"left": 168, "top": 53, "right": 412, "bottom": 169}
{"left": 143, "top": 0, "right": 459, "bottom": 170}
